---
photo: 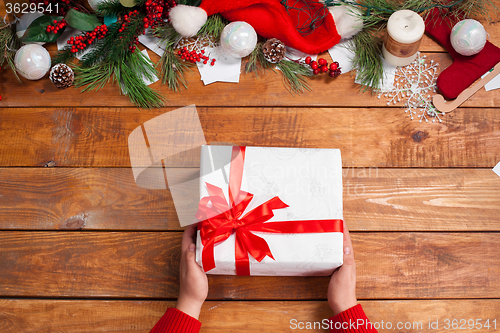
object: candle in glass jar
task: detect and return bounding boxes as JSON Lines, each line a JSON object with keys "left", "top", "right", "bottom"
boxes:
{"left": 382, "top": 10, "right": 425, "bottom": 66}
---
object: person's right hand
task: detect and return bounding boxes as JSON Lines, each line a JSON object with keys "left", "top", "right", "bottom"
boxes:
{"left": 176, "top": 224, "right": 208, "bottom": 320}
{"left": 327, "top": 220, "right": 358, "bottom": 316}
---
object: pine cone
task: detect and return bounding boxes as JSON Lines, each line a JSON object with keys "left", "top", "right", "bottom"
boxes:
{"left": 49, "top": 64, "right": 74, "bottom": 89}
{"left": 262, "top": 38, "right": 286, "bottom": 63}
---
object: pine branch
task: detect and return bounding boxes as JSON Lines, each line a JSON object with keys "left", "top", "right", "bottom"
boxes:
{"left": 347, "top": 29, "right": 384, "bottom": 92}
{"left": 245, "top": 42, "right": 274, "bottom": 76}
{"left": 153, "top": 24, "right": 193, "bottom": 92}
{"left": 276, "top": 59, "right": 312, "bottom": 96}
{"left": 107, "top": 15, "right": 145, "bottom": 62}
{"left": 74, "top": 61, "right": 115, "bottom": 92}
{"left": 196, "top": 14, "right": 229, "bottom": 40}
{"left": 80, "top": 22, "right": 120, "bottom": 67}
{"left": 96, "top": 0, "right": 129, "bottom": 16}
{"left": 75, "top": 51, "right": 164, "bottom": 108}
{"left": 116, "top": 51, "right": 165, "bottom": 108}
{"left": 52, "top": 45, "right": 78, "bottom": 65}
{"left": 1, "top": 22, "right": 21, "bottom": 82}
{"left": 157, "top": 48, "right": 192, "bottom": 92}
{"left": 452, "top": 0, "right": 499, "bottom": 20}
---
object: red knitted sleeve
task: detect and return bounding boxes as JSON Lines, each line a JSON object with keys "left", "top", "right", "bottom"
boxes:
{"left": 149, "top": 308, "right": 202, "bottom": 333}
{"left": 328, "top": 304, "right": 378, "bottom": 333}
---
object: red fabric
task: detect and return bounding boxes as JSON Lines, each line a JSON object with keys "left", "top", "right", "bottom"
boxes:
{"left": 200, "top": 0, "right": 341, "bottom": 54}
{"left": 150, "top": 304, "right": 376, "bottom": 332}
{"left": 425, "top": 8, "right": 500, "bottom": 100}
{"left": 149, "top": 308, "right": 201, "bottom": 333}
{"left": 329, "top": 304, "right": 378, "bottom": 333}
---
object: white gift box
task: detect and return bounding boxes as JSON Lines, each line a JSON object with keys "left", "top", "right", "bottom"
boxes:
{"left": 195, "top": 146, "right": 344, "bottom": 276}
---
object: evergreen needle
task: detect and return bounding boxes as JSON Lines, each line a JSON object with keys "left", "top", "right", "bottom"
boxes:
{"left": 276, "top": 60, "right": 312, "bottom": 96}
{"left": 0, "top": 22, "right": 21, "bottom": 82}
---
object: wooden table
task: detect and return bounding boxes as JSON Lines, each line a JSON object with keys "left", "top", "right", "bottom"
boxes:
{"left": 1, "top": 6, "right": 500, "bottom": 331}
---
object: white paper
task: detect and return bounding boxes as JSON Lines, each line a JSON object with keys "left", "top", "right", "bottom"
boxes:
{"left": 285, "top": 46, "right": 317, "bottom": 62}
{"left": 328, "top": 41, "right": 355, "bottom": 74}
{"left": 140, "top": 49, "right": 159, "bottom": 86}
{"left": 493, "top": 161, "right": 500, "bottom": 177}
{"left": 196, "top": 46, "right": 241, "bottom": 85}
{"left": 195, "top": 146, "right": 344, "bottom": 276}
{"left": 356, "top": 56, "right": 397, "bottom": 92}
{"left": 138, "top": 28, "right": 166, "bottom": 57}
{"left": 481, "top": 68, "right": 500, "bottom": 91}
{"left": 57, "top": 27, "right": 92, "bottom": 60}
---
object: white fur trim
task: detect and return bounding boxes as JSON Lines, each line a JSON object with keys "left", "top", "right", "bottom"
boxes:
{"left": 169, "top": 5, "right": 208, "bottom": 37}
{"left": 329, "top": 5, "right": 363, "bottom": 40}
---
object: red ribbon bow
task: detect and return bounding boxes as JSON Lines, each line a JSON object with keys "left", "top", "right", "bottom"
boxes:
{"left": 195, "top": 146, "right": 343, "bottom": 276}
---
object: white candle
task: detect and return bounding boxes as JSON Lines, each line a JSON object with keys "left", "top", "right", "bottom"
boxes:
{"left": 382, "top": 10, "right": 425, "bottom": 66}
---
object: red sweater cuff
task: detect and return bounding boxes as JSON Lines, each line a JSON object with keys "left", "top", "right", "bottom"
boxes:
{"left": 149, "top": 308, "right": 202, "bottom": 333}
{"left": 329, "top": 304, "right": 378, "bottom": 333}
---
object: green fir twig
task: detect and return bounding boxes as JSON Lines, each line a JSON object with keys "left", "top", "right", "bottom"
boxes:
{"left": 276, "top": 59, "right": 312, "bottom": 96}
{"left": 80, "top": 23, "right": 121, "bottom": 67}
{"left": 74, "top": 61, "right": 115, "bottom": 92}
{"left": 154, "top": 24, "right": 192, "bottom": 92}
{"left": 245, "top": 42, "right": 273, "bottom": 76}
{"left": 75, "top": 51, "right": 164, "bottom": 108}
{"left": 0, "top": 21, "right": 21, "bottom": 82}
{"left": 95, "top": 0, "right": 129, "bottom": 17}
{"left": 346, "top": 30, "right": 383, "bottom": 92}
{"left": 196, "top": 14, "right": 229, "bottom": 40}
{"left": 116, "top": 51, "right": 165, "bottom": 108}
{"left": 245, "top": 41, "right": 311, "bottom": 95}
{"left": 74, "top": 20, "right": 164, "bottom": 108}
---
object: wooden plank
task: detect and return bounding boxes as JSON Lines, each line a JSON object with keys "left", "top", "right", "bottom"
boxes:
{"left": 1, "top": 168, "right": 499, "bottom": 231}
{"left": 1, "top": 299, "right": 500, "bottom": 333}
{"left": 0, "top": 232, "right": 499, "bottom": 299}
{"left": 0, "top": 168, "right": 171, "bottom": 230}
{"left": 0, "top": 107, "right": 499, "bottom": 168}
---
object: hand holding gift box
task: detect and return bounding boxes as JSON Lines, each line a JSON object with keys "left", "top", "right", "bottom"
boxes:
{"left": 195, "top": 145, "right": 344, "bottom": 276}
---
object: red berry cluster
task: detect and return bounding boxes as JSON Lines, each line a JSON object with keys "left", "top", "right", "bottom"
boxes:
{"left": 67, "top": 25, "right": 108, "bottom": 53}
{"left": 128, "top": 36, "right": 140, "bottom": 53}
{"left": 118, "top": 10, "right": 142, "bottom": 53}
{"left": 305, "top": 56, "right": 342, "bottom": 77}
{"left": 328, "top": 61, "right": 341, "bottom": 78}
{"left": 144, "top": 0, "right": 170, "bottom": 30}
{"left": 178, "top": 47, "right": 216, "bottom": 66}
{"left": 46, "top": 19, "right": 67, "bottom": 34}
{"left": 118, "top": 10, "right": 139, "bottom": 34}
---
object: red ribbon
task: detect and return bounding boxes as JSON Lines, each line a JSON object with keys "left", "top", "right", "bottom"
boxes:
{"left": 195, "top": 146, "right": 343, "bottom": 276}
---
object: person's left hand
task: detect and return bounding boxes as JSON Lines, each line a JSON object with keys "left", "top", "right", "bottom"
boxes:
{"left": 176, "top": 224, "right": 208, "bottom": 320}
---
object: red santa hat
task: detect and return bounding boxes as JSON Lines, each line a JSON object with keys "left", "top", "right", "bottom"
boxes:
{"left": 169, "top": 0, "right": 362, "bottom": 55}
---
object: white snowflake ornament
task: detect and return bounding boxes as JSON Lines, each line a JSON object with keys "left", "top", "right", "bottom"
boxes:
{"left": 379, "top": 53, "right": 442, "bottom": 123}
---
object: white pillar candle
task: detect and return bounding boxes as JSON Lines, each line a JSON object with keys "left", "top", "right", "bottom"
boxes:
{"left": 382, "top": 10, "right": 425, "bottom": 66}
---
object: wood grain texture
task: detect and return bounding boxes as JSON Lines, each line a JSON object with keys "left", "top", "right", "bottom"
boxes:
{"left": 0, "top": 107, "right": 499, "bottom": 168}
{"left": 0, "top": 168, "right": 499, "bottom": 231}
{"left": 0, "top": 232, "right": 499, "bottom": 299}
{"left": 1, "top": 299, "right": 499, "bottom": 333}
{"left": 0, "top": 168, "right": 172, "bottom": 230}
